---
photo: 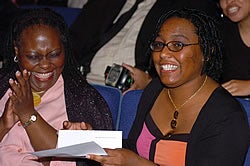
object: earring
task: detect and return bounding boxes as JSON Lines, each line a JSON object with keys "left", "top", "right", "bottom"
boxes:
{"left": 14, "top": 56, "right": 18, "bottom": 63}
{"left": 220, "top": 13, "right": 224, "bottom": 18}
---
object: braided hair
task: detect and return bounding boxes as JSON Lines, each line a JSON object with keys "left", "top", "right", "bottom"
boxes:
{"left": 149, "top": 8, "right": 223, "bottom": 81}
{"left": 3, "top": 8, "right": 85, "bottom": 81}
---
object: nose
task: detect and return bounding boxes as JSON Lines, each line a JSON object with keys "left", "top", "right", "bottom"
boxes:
{"left": 160, "top": 47, "right": 173, "bottom": 59}
{"left": 39, "top": 57, "right": 50, "bottom": 69}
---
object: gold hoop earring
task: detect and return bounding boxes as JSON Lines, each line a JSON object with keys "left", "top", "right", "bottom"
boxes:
{"left": 14, "top": 56, "right": 18, "bottom": 63}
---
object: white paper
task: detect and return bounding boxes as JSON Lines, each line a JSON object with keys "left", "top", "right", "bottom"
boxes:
{"left": 32, "top": 130, "right": 122, "bottom": 158}
{"left": 58, "top": 130, "right": 122, "bottom": 149}
{"left": 32, "top": 141, "right": 107, "bottom": 158}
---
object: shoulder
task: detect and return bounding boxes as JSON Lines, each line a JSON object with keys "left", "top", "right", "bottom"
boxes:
{"left": 199, "top": 86, "right": 248, "bottom": 127}
{"left": 204, "top": 86, "right": 244, "bottom": 116}
{"left": 209, "top": 86, "right": 242, "bottom": 108}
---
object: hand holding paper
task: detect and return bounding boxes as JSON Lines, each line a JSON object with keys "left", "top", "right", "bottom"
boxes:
{"left": 32, "top": 130, "right": 122, "bottom": 158}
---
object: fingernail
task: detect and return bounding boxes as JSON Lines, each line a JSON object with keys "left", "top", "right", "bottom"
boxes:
{"left": 16, "top": 71, "right": 20, "bottom": 76}
{"left": 8, "top": 92, "right": 12, "bottom": 97}
{"left": 85, "top": 154, "right": 90, "bottom": 159}
{"left": 9, "top": 78, "right": 14, "bottom": 84}
{"left": 64, "top": 121, "right": 68, "bottom": 126}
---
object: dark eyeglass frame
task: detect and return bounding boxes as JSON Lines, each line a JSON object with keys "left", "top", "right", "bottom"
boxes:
{"left": 150, "top": 41, "right": 199, "bottom": 52}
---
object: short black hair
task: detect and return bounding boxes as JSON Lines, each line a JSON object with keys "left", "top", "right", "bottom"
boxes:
{"left": 149, "top": 8, "right": 223, "bottom": 81}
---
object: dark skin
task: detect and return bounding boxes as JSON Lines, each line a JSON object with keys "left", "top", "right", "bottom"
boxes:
{"left": 0, "top": 24, "right": 93, "bottom": 165}
{"left": 150, "top": 17, "right": 218, "bottom": 135}
{"left": 219, "top": 0, "right": 250, "bottom": 96}
{"left": 0, "top": 25, "right": 65, "bottom": 157}
{"left": 86, "top": 17, "right": 218, "bottom": 165}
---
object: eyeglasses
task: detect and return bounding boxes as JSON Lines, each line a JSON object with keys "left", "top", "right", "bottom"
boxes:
{"left": 150, "top": 41, "right": 199, "bottom": 52}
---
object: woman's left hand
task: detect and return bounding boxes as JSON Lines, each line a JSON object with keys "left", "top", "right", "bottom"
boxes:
{"left": 8, "top": 69, "right": 35, "bottom": 120}
{"left": 63, "top": 121, "right": 93, "bottom": 130}
{"left": 87, "top": 148, "right": 155, "bottom": 166}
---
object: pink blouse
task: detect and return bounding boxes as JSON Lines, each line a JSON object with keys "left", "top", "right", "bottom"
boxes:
{"left": 0, "top": 75, "right": 75, "bottom": 166}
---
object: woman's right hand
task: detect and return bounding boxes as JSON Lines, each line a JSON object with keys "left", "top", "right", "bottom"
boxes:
{"left": 2, "top": 98, "right": 19, "bottom": 128}
{"left": 0, "top": 98, "right": 19, "bottom": 141}
{"left": 87, "top": 148, "right": 157, "bottom": 166}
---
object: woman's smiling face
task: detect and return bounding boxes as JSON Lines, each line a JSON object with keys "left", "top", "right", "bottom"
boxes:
{"left": 152, "top": 17, "right": 204, "bottom": 88}
{"left": 15, "top": 24, "right": 65, "bottom": 92}
{"left": 219, "top": 0, "right": 250, "bottom": 22}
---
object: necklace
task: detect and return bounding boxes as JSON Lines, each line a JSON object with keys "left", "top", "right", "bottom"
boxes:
{"left": 32, "top": 91, "right": 44, "bottom": 107}
{"left": 167, "top": 76, "right": 207, "bottom": 129}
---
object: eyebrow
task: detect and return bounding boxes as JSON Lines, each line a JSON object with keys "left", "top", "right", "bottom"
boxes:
{"left": 22, "top": 48, "right": 63, "bottom": 56}
{"left": 157, "top": 33, "right": 190, "bottom": 41}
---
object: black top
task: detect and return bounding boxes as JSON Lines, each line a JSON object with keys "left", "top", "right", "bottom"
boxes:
{"left": 124, "top": 77, "right": 249, "bottom": 166}
{"left": 220, "top": 19, "right": 250, "bottom": 83}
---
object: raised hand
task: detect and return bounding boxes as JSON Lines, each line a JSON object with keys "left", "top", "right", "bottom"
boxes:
{"left": 8, "top": 69, "right": 36, "bottom": 122}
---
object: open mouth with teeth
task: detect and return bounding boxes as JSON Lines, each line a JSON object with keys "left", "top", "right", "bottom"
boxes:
{"left": 32, "top": 72, "right": 53, "bottom": 81}
{"left": 161, "top": 64, "right": 178, "bottom": 71}
{"left": 227, "top": 6, "right": 239, "bottom": 16}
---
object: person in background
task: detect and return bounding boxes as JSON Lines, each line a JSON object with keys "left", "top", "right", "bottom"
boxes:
{"left": 218, "top": 0, "right": 250, "bottom": 120}
{"left": 0, "top": 8, "right": 112, "bottom": 166}
{"left": 218, "top": 0, "right": 250, "bottom": 165}
{"left": 70, "top": 0, "right": 220, "bottom": 93}
{"left": 85, "top": 8, "right": 249, "bottom": 165}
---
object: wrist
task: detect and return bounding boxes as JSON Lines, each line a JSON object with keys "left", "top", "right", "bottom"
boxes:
{"left": 0, "top": 119, "right": 11, "bottom": 141}
{"left": 138, "top": 156, "right": 157, "bottom": 166}
{"left": 22, "top": 112, "right": 38, "bottom": 128}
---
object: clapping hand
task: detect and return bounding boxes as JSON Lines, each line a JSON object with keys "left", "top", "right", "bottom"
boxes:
{"left": 8, "top": 70, "right": 35, "bottom": 120}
